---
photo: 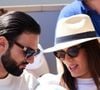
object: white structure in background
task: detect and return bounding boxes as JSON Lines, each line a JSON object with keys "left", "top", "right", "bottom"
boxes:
{"left": 26, "top": 44, "right": 49, "bottom": 78}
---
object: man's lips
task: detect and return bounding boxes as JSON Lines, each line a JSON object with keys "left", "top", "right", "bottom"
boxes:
{"left": 19, "top": 62, "right": 28, "bottom": 69}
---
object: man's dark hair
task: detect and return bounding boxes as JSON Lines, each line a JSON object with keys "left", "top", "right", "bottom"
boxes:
{"left": 0, "top": 11, "right": 41, "bottom": 47}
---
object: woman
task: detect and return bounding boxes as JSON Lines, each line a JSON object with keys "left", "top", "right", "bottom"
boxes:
{"left": 44, "top": 14, "right": 100, "bottom": 90}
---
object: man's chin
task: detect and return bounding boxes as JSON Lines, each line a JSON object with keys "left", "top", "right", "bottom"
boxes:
{"left": 9, "top": 69, "right": 24, "bottom": 76}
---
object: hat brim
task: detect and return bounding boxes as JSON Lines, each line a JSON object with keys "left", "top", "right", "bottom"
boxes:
{"left": 43, "top": 37, "right": 100, "bottom": 53}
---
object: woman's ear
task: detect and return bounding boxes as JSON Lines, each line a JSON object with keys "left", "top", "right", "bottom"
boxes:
{"left": 0, "top": 36, "right": 9, "bottom": 55}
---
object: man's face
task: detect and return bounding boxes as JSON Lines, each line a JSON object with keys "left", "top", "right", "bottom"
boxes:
{"left": 1, "top": 33, "right": 39, "bottom": 76}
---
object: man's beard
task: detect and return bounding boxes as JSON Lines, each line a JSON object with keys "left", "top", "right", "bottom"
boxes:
{"left": 1, "top": 48, "right": 28, "bottom": 76}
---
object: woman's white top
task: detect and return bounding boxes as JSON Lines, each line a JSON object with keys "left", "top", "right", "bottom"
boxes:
{"left": 36, "top": 73, "right": 97, "bottom": 90}
{"left": 77, "top": 78, "right": 97, "bottom": 90}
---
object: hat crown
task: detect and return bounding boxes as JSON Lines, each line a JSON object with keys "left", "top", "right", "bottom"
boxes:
{"left": 55, "top": 14, "right": 95, "bottom": 38}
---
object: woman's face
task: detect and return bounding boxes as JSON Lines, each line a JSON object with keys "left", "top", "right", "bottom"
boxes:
{"left": 56, "top": 45, "right": 92, "bottom": 78}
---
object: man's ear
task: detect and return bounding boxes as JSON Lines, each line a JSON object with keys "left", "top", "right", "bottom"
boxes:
{"left": 0, "top": 36, "right": 9, "bottom": 55}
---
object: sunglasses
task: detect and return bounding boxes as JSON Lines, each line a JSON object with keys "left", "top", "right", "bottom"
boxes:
{"left": 54, "top": 45, "right": 82, "bottom": 61}
{"left": 15, "top": 42, "right": 40, "bottom": 58}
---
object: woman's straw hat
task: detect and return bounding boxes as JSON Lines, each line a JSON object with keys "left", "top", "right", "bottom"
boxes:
{"left": 44, "top": 14, "right": 100, "bottom": 53}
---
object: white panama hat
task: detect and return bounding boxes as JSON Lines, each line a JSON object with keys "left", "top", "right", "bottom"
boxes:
{"left": 44, "top": 14, "right": 100, "bottom": 53}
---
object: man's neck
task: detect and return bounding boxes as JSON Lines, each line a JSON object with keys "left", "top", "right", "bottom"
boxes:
{"left": 0, "top": 61, "right": 8, "bottom": 79}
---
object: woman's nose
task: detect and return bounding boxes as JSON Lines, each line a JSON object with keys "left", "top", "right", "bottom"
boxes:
{"left": 64, "top": 54, "right": 73, "bottom": 63}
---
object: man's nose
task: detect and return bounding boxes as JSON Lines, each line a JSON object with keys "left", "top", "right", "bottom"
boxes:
{"left": 25, "top": 56, "right": 35, "bottom": 64}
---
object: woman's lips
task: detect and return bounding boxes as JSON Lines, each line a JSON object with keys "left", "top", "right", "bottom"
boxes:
{"left": 69, "top": 64, "right": 78, "bottom": 72}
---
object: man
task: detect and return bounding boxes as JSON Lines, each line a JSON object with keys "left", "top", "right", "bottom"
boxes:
{"left": 0, "top": 11, "right": 41, "bottom": 90}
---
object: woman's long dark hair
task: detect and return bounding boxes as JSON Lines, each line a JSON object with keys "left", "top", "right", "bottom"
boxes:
{"left": 60, "top": 39, "right": 100, "bottom": 90}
